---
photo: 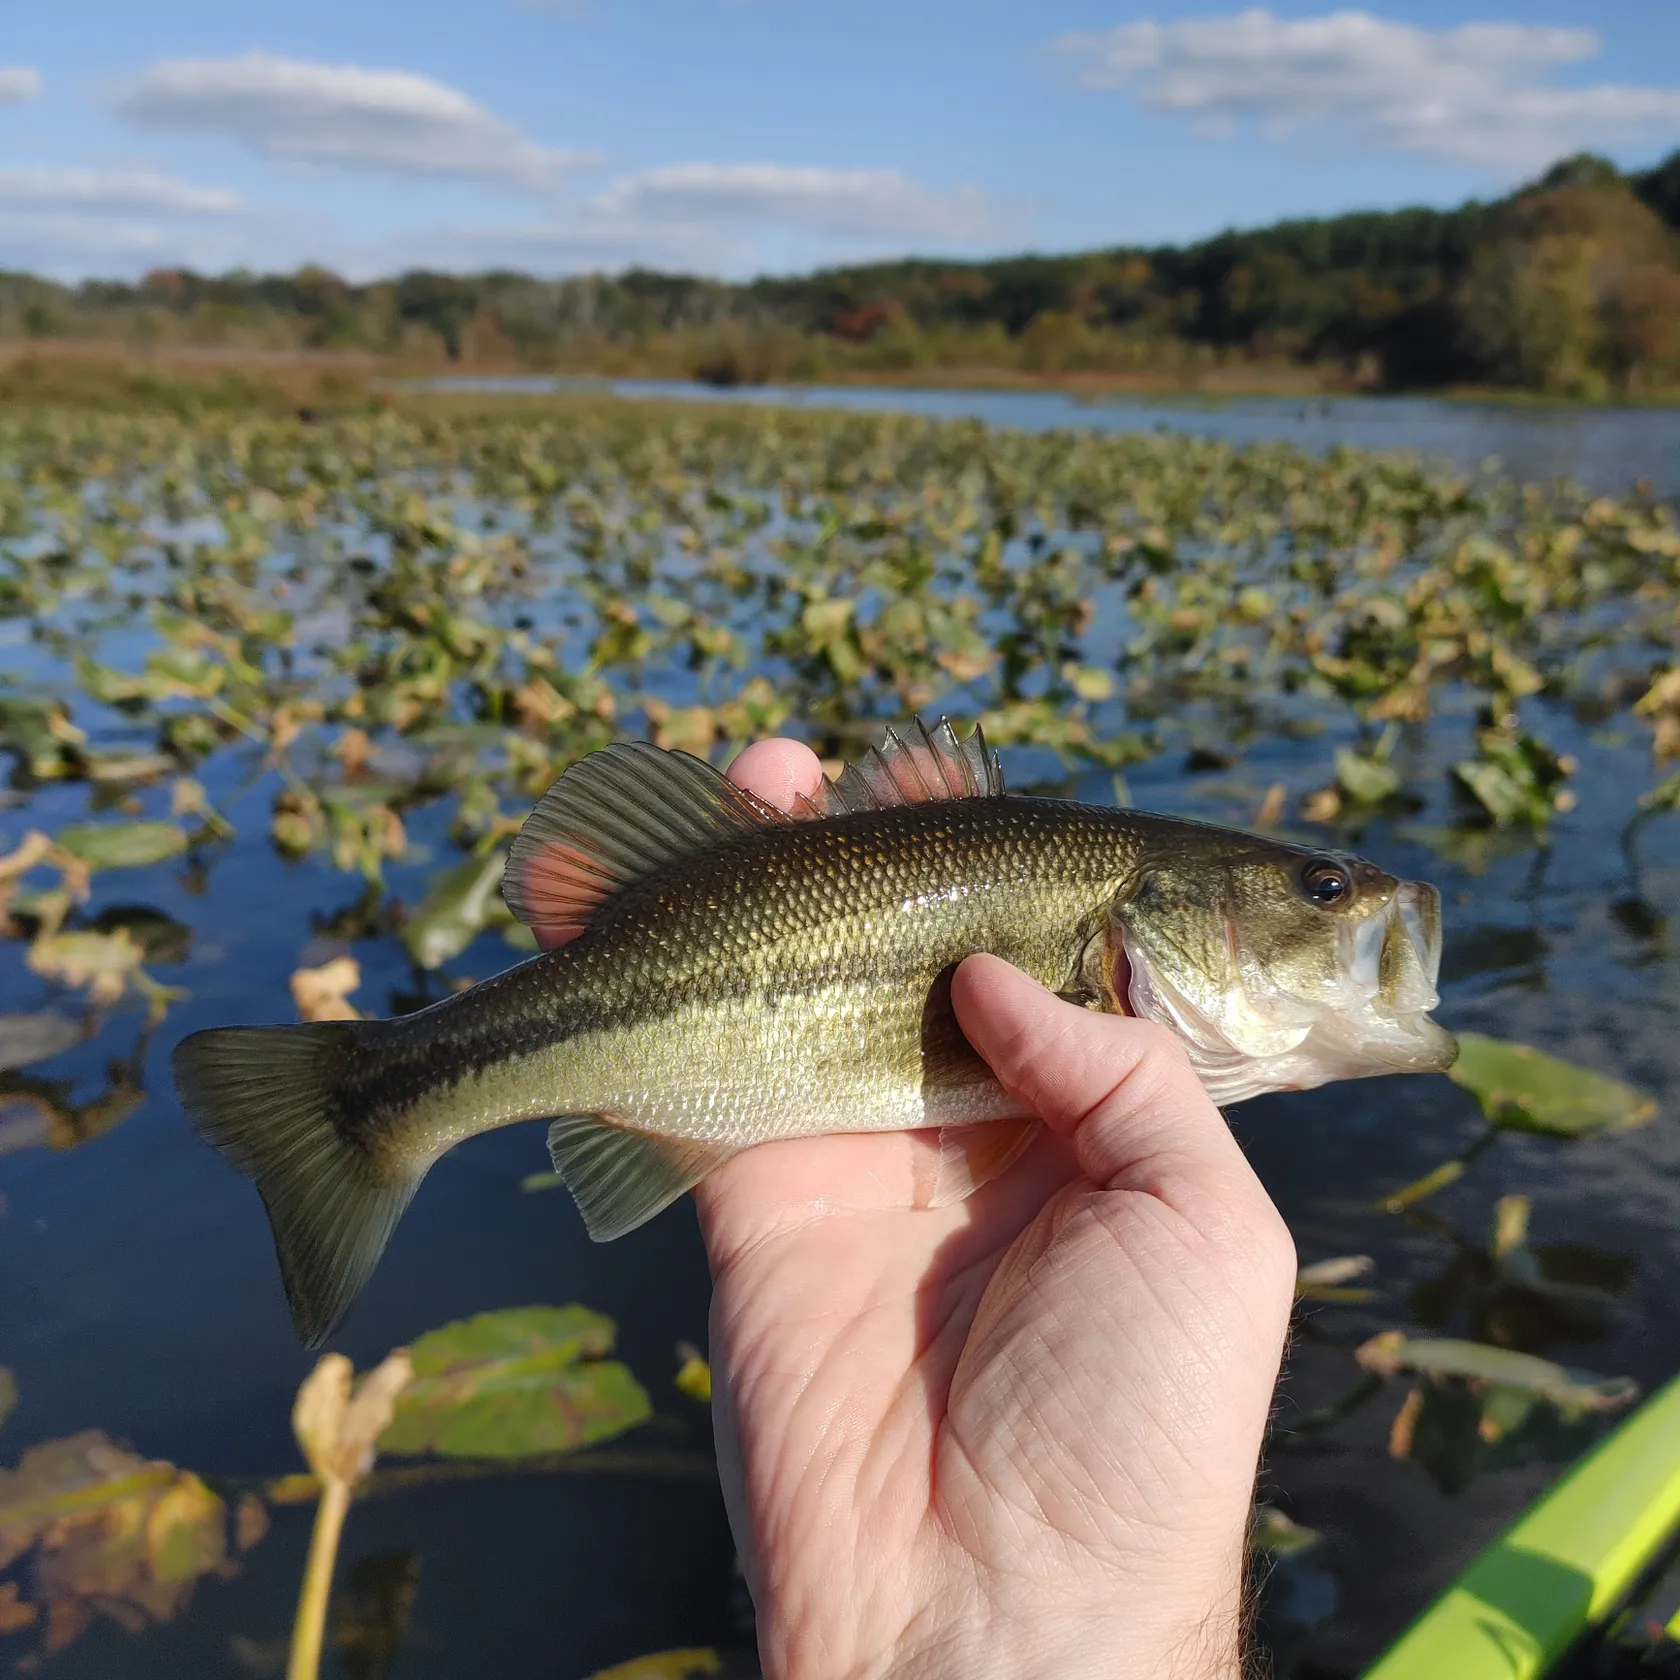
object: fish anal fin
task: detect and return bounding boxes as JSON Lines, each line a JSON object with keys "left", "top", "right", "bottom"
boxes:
{"left": 547, "top": 1113, "right": 736, "bottom": 1241}
{"left": 926, "top": 1116, "right": 1041, "bottom": 1209}
{"left": 805, "top": 717, "right": 1004, "bottom": 817}
{"left": 506, "top": 743, "right": 784, "bottom": 942}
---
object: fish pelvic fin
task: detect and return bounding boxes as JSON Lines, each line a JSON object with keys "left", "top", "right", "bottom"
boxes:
{"left": 173, "top": 1022, "right": 417, "bottom": 1349}
{"left": 927, "top": 1116, "right": 1041, "bottom": 1208}
{"left": 547, "top": 1114, "right": 736, "bottom": 1241}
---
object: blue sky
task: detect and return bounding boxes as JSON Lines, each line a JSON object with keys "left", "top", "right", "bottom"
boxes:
{"left": 2, "top": 0, "right": 1678, "bottom": 281}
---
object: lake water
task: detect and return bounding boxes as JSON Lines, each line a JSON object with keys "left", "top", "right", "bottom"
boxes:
{"left": 2, "top": 399, "right": 1677, "bottom": 1680}
{"left": 424, "top": 376, "right": 1680, "bottom": 499}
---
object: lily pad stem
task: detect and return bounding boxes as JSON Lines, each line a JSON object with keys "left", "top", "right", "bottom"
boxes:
{"left": 288, "top": 1472, "right": 351, "bottom": 1680}
{"left": 1378, "top": 1121, "right": 1501, "bottom": 1213}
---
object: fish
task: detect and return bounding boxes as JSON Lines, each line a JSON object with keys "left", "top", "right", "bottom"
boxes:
{"left": 173, "top": 719, "right": 1456, "bottom": 1347}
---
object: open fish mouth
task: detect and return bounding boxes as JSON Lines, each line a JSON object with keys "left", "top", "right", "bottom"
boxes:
{"left": 1122, "top": 879, "right": 1458, "bottom": 1107}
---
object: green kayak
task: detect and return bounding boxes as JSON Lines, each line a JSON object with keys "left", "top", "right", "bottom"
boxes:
{"left": 1364, "top": 1373, "right": 1680, "bottom": 1678}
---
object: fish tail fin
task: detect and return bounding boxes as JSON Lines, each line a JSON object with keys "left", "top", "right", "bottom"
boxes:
{"left": 173, "top": 1022, "right": 417, "bottom": 1349}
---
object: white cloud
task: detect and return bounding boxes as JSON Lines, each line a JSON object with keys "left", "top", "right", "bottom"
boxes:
{"left": 1052, "top": 9, "right": 1680, "bottom": 172}
{"left": 116, "top": 51, "right": 599, "bottom": 191}
{"left": 0, "top": 67, "right": 40, "bottom": 106}
{"left": 0, "top": 169, "right": 241, "bottom": 217}
{"left": 588, "top": 163, "right": 1016, "bottom": 244}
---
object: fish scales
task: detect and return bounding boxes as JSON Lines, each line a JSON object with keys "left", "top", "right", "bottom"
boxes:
{"left": 352, "top": 796, "right": 1136, "bottom": 1163}
{"left": 174, "top": 720, "right": 1455, "bottom": 1346}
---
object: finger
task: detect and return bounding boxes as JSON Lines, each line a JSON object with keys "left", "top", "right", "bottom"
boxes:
{"left": 727, "top": 738, "right": 823, "bottom": 814}
{"left": 950, "top": 953, "right": 1273, "bottom": 1216}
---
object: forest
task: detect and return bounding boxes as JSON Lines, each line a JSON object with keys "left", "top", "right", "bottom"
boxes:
{"left": 3, "top": 148, "right": 1678, "bottom": 398}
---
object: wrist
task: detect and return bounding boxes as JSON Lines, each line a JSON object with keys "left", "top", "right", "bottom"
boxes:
{"left": 875, "top": 1594, "right": 1245, "bottom": 1680}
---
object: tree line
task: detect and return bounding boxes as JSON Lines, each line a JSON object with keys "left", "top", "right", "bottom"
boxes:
{"left": 4, "top": 149, "right": 1678, "bottom": 398}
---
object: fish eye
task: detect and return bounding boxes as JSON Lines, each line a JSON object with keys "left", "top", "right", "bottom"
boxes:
{"left": 1302, "top": 860, "right": 1353, "bottom": 908}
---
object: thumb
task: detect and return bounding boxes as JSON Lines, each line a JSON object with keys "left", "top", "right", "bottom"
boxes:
{"left": 950, "top": 953, "right": 1290, "bottom": 1237}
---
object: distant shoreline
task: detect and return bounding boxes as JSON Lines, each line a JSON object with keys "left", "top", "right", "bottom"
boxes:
{"left": 2, "top": 339, "right": 1677, "bottom": 411}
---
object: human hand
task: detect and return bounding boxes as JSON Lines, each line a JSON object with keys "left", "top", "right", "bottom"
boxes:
{"left": 695, "top": 738, "right": 1298, "bottom": 1680}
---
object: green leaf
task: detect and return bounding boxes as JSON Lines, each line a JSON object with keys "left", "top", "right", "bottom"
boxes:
{"left": 1251, "top": 1504, "right": 1321, "bottom": 1557}
{"left": 0, "top": 1012, "right": 86, "bottom": 1071}
{"left": 0, "top": 1369, "right": 14, "bottom": 1433}
{"left": 1356, "top": 1331, "right": 1638, "bottom": 1415}
{"left": 378, "top": 1305, "right": 652, "bottom": 1460}
{"left": 1334, "top": 746, "right": 1400, "bottom": 804}
{"left": 400, "top": 849, "right": 509, "bottom": 971}
{"left": 1449, "top": 1032, "right": 1656, "bottom": 1136}
{"left": 53, "top": 821, "right": 188, "bottom": 870}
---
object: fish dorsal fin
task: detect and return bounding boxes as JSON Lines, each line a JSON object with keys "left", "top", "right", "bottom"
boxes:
{"left": 794, "top": 718, "right": 1004, "bottom": 819}
{"left": 505, "top": 743, "right": 783, "bottom": 943}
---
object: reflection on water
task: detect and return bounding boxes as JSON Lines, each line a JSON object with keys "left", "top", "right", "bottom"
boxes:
{"left": 422, "top": 376, "right": 1680, "bottom": 497}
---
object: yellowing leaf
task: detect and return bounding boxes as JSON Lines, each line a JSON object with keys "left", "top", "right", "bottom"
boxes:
{"left": 26, "top": 929, "right": 145, "bottom": 1007}
{"left": 1355, "top": 1331, "right": 1638, "bottom": 1415}
{"left": 588, "top": 1651, "right": 721, "bottom": 1680}
{"left": 674, "top": 1347, "right": 712, "bottom": 1404}
{"left": 294, "top": 1350, "right": 414, "bottom": 1487}
{"left": 0, "top": 1430, "right": 240, "bottom": 1657}
{"left": 290, "top": 956, "right": 362, "bottom": 1022}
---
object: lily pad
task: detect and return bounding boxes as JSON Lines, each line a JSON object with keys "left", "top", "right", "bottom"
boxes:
{"left": 1334, "top": 746, "right": 1400, "bottom": 805}
{"left": 1382, "top": 1374, "right": 1631, "bottom": 1496}
{"left": 0, "top": 1011, "right": 86, "bottom": 1071}
{"left": 1448, "top": 1033, "right": 1656, "bottom": 1136}
{"left": 1355, "top": 1331, "right": 1638, "bottom": 1414}
{"left": 401, "top": 849, "right": 509, "bottom": 971}
{"left": 0, "top": 1430, "right": 236, "bottom": 1657}
{"left": 25, "top": 928, "right": 146, "bottom": 1007}
{"left": 53, "top": 821, "right": 188, "bottom": 871}
{"left": 90, "top": 904, "right": 192, "bottom": 964}
{"left": 379, "top": 1305, "right": 652, "bottom": 1460}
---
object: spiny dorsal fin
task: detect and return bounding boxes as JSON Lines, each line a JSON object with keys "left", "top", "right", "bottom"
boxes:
{"left": 504, "top": 742, "right": 783, "bottom": 942}
{"left": 794, "top": 717, "right": 1003, "bottom": 819}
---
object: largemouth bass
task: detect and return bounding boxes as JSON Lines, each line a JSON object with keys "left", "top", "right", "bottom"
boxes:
{"left": 174, "top": 720, "right": 1455, "bottom": 1346}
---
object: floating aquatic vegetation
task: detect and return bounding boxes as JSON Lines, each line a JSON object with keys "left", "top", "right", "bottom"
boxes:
{"left": 588, "top": 1651, "right": 722, "bottom": 1680}
{"left": 1376, "top": 1032, "right": 1655, "bottom": 1211}
{"left": 0, "top": 1423, "right": 258, "bottom": 1661}
{"left": 1355, "top": 1329, "right": 1640, "bottom": 1495}
{"left": 1, "top": 391, "right": 1674, "bottom": 1676}
{"left": 0, "top": 1011, "right": 86, "bottom": 1072}
{"left": 291, "top": 956, "right": 362, "bottom": 1023}
{"left": 1448, "top": 1033, "right": 1656, "bottom": 1136}
{"left": 378, "top": 1306, "right": 651, "bottom": 1460}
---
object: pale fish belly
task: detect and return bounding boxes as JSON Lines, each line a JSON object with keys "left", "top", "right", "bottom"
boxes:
{"left": 389, "top": 975, "right": 1024, "bottom": 1165}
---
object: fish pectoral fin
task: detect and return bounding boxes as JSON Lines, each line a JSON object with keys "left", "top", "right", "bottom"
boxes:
{"left": 547, "top": 1114, "right": 736, "bottom": 1241}
{"left": 926, "top": 1116, "right": 1041, "bottom": 1208}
